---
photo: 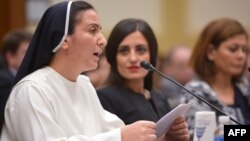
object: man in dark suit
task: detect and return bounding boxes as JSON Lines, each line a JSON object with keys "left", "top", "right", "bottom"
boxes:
{"left": 0, "top": 69, "right": 14, "bottom": 97}
{"left": 0, "top": 29, "right": 32, "bottom": 130}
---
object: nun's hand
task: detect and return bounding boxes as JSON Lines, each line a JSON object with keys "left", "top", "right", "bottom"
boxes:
{"left": 121, "top": 120, "right": 157, "bottom": 141}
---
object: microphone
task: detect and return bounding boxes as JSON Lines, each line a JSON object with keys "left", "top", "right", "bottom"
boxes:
{"left": 140, "top": 61, "right": 243, "bottom": 125}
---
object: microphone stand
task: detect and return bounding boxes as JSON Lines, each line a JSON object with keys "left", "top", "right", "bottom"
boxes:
{"left": 143, "top": 62, "right": 242, "bottom": 125}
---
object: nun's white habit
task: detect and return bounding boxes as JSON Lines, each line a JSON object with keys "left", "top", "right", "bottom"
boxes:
{"left": 1, "top": 1, "right": 124, "bottom": 140}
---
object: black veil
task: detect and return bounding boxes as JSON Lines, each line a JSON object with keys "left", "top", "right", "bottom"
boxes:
{"left": 15, "top": 1, "right": 71, "bottom": 83}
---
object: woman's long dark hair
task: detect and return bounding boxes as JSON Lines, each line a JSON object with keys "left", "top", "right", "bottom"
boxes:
{"left": 105, "top": 18, "right": 158, "bottom": 91}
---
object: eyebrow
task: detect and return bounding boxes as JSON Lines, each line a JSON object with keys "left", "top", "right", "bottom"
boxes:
{"left": 89, "top": 23, "right": 102, "bottom": 29}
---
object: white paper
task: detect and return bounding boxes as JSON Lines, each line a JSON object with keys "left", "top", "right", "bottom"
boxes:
{"left": 156, "top": 102, "right": 193, "bottom": 138}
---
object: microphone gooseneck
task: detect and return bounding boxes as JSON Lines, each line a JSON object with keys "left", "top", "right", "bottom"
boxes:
{"left": 140, "top": 61, "right": 243, "bottom": 125}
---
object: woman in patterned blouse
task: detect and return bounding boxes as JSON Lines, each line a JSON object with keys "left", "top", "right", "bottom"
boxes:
{"left": 181, "top": 18, "right": 250, "bottom": 137}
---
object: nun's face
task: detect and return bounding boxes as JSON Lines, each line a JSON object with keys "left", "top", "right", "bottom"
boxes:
{"left": 66, "top": 9, "right": 106, "bottom": 72}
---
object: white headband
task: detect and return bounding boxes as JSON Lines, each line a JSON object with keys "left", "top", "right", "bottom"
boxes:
{"left": 52, "top": 1, "right": 73, "bottom": 52}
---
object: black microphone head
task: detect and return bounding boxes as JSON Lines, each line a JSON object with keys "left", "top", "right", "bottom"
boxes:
{"left": 140, "top": 61, "right": 154, "bottom": 71}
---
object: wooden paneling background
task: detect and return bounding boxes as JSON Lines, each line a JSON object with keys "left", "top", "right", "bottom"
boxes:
{"left": 0, "top": 0, "right": 26, "bottom": 52}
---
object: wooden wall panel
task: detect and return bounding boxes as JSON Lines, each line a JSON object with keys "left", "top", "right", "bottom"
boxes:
{"left": 0, "top": 0, "right": 26, "bottom": 52}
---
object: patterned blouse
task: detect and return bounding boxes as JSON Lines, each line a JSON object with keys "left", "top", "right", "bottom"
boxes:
{"left": 180, "top": 78, "right": 250, "bottom": 135}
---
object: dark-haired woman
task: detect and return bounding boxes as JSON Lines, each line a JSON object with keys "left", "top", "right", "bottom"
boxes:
{"left": 98, "top": 18, "right": 189, "bottom": 141}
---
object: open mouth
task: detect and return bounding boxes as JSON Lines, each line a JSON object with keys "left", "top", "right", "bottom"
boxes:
{"left": 93, "top": 53, "right": 99, "bottom": 57}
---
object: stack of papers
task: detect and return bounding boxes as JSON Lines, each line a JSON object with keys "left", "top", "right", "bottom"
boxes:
{"left": 156, "top": 102, "right": 193, "bottom": 138}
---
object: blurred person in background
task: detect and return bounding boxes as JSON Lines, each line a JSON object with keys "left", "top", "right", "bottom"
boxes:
{"left": 157, "top": 45, "right": 194, "bottom": 108}
{"left": 0, "top": 29, "right": 32, "bottom": 86}
{"left": 0, "top": 29, "right": 32, "bottom": 131}
{"left": 97, "top": 18, "right": 189, "bottom": 141}
{"left": 0, "top": 55, "right": 4, "bottom": 69}
{"left": 245, "top": 47, "right": 250, "bottom": 82}
{"left": 181, "top": 18, "right": 250, "bottom": 137}
{"left": 84, "top": 54, "right": 110, "bottom": 90}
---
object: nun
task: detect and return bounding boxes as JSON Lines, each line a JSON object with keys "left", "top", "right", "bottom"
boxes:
{"left": 0, "top": 1, "right": 158, "bottom": 141}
